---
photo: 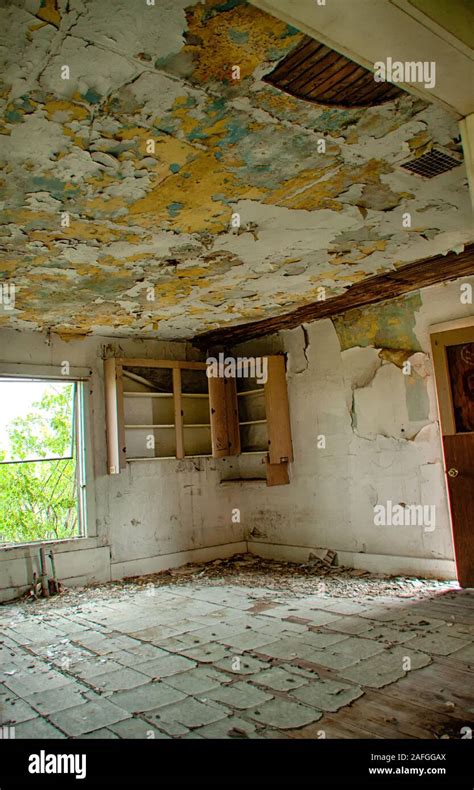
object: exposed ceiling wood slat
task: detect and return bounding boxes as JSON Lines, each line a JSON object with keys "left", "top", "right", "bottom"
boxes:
{"left": 263, "top": 34, "right": 405, "bottom": 107}
{"left": 268, "top": 40, "right": 324, "bottom": 85}
{"left": 304, "top": 62, "right": 363, "bottom": 99}
{"left": 195, "top": 245, "right": 474, "bottom": 347}
{"left": 277, "top": 45, "right": 335, "bottom": 89}
{"left": 322, "top": 67, "right": 376, "bottom": 102}
{"left": 345, "top": 76, "right": 401, "bottom": 104}
{"left": 287, "top": 50, "right": 342, "bottom": 92}
{"left": 269, "top": 38, "right": 323, "bottom": 76}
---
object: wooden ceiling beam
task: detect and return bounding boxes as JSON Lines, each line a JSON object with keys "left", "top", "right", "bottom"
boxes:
{"left": 195, "top": 244, "right": 474, "bottom": 347}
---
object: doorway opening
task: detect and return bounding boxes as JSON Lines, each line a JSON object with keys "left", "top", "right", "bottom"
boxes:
{"left": 0, "top": 377, "right": 87, "bottom": 546}
{"left": 431, "top": 321, "right": 474, "bottom": 588}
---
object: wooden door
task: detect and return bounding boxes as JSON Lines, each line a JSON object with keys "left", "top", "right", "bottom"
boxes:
{"left": 431, "top": 327, "right": 474, "bottom": 587}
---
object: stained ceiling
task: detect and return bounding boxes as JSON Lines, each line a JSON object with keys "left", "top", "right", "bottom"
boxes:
{"left": 0, "top": 0, "right": 472, "bottom": 340}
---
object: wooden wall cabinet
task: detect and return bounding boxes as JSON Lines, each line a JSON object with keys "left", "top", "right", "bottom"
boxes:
{"left": 104, "top": 355, "right": 293, "bottom": 485}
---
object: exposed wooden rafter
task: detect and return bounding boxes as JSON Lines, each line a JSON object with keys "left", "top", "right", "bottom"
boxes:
{"left": 263, "top": 35, "right": 404, "bottom": 108}
{"left": 196, "top": 244, "right": 474, "bottom": 347}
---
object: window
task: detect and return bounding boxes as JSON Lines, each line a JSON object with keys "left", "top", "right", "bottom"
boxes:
{"left": 104, "top": 355, "right": 293, "bottom": 485}
{"left": 0, "top": 377, "right": 87, "bottom": 546}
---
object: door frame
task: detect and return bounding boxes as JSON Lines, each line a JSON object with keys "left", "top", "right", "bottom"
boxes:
{"left": 430, "top": 318, "right": 474, "bottom": 436}
{"left": 430, "top": 317, "right": 474, "bottom": 585}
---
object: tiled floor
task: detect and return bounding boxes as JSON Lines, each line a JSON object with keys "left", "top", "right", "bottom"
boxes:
{"left": 1, "top": 573, "right": 473, "bottom": 739}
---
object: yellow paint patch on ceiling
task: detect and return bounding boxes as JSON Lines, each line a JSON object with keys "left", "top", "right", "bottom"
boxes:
{"left": 36, "top": 0, "right": 61, "bottom": 28}
{"left": 0, "top": 0, "right": 471, "bottom": 340}
{"left": 182, "top": 0, "right": 303, "bottom": 84}
{"left": 129, "top": 149, "right": 264, "bottom": 233}
{"left": 44, "top": 100, "right": 89, "bottom": 122}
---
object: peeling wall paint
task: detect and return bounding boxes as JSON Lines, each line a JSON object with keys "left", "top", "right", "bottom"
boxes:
{"left": 333, "top": 292, "right": 423, "bottom": 351}
{"left": 0, "top": 327, "right": 245, "bottom": 601}
{"left": 225, "top": 277, "right": 474, "bottom": 578}
{"left": 0, "top": 277, "right": 471, "bottom": 594}
{"left": 0, "top": 0, "right": 472, "bottom": 339}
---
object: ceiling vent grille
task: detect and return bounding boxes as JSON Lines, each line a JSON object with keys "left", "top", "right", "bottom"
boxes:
{"left": 400, "top": 147, "right": 462, "bottom": 178}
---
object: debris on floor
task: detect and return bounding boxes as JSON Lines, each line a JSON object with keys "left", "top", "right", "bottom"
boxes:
{"left": 0, "top": 563, "right": 470, "bottom": 741}
{"left": 12, "top": 553, "right": 457, "bottom": 611}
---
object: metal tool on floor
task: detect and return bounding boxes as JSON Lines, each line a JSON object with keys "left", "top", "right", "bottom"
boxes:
{"left": 29, "top": 571, "right": 41, "bottom": 600}
{"left": 39, "top": 546, "right": 50, "bottom": 598}
{"left": 48, "top": 550, "right": 60, "bottom": 595}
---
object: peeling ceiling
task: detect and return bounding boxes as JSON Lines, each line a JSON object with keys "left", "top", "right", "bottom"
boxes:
{"left": 0, "top": 0, "right": 472, "bottom": 340}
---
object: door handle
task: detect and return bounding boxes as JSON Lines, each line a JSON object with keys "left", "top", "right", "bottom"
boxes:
{"left": 447, "top": 468, "right": 459, "bottom": 478}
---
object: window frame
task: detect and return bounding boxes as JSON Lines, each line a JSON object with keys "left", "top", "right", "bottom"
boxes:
{"left": 0, "top": 362, "right": 96, "bottom": 550}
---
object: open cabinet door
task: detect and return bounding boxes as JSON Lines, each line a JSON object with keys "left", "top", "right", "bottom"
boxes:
{"left": 264, "top": 355, "right": 293, "bottom": 485}
{"left": 208, "top": 374, "right": 240, "bottom": 458}
{"left": 431, "top": 324, "right": 474, "bottom": 587}
{"left": 104, "top": 358, "right": 126, "bottom": 474}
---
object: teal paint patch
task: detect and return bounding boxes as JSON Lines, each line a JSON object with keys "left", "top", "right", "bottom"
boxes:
{"left": 202, "top": 0, "right": 246, "bottom": 22}
{"left": 214, "top": 0, "right": 245, "bottom": 10}
{"left": 167, "top": 202, "right": 184, "bottom": 217}
{"left": 212, "top": 193, "right": 233, "bottom": 205}
{"left": 5, "top": 96, "right": 36, "bottom": 123}
{"left": 20, "top": 97, "right": 36, "bottom": 113}
{"left": 5, "top": 109, "right": 22, "bottom": 123}
{"left": 333, "top": 292, "right": 423, "bottom": 352}
{"left": 228, "top": 29, "right": 249, "bottom": 44}
{"left": 30, "top": 177, "right": 79, "bottom": 201}
{"left": 169, "top": 163, "right": 181, "bottom": 173}
{"left": 187, "top": 98, "right": 229, "bottom": 143}
{"left": 216, "top": 118, "right": 249, "bottom": 148}
{"left": 154, "top": 120, "right": 179, "bottom": 136}
{"left": 280, "top": 24, "right": 300, "bottom": 38}
{"left": 83, "top": 88, "right": 101, "bottom": 105}
{"left": 169, "top": 95, "right": 197, "bottom": 110}
{"left": 314, "top": 108, "right": 361, "bottom": 133}
{"left": 267, "top": 46, "right": 289, "bottom": 61}
{"left": 405, "top": 374, "right": 430, "bottom": 422}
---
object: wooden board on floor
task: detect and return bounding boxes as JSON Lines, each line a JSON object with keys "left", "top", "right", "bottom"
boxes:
{"left": 296, "top": 686, "right": 472, "bottom": 740}
{"left": 378, "top": 661, "right": 474, "bottom": 720}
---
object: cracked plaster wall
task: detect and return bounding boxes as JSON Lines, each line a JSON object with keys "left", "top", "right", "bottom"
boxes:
{"left": 0, "top": 276, "right": 472, "bottom": 597}
{"left": 226, "top": 277, "right": 474, "bottom": 578}
{"left": 0, "top": 329, "right": 245, "bottom": 601}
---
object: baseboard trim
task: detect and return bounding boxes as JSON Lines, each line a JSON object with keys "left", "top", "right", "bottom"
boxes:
{"left": 110, "top": 541, "right": 247, "bottom": 581}
{"left": 248, "top": 541, "right": 457, "bottom": 580}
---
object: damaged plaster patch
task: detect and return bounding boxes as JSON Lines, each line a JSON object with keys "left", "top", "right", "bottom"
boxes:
{"left": 351, "top": 360, "right": 430, "bottom": 441}
{"left": 280, "top": 325, "right": 310, "bottom": 375}
{"left": 333, "top": 293, "right": 423, "bottom": 352}
{"left": 341, "top": 346, "right": 382, "bottom": 390}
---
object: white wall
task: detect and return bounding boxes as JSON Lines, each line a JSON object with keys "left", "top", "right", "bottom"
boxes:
{"left": 0, "top": 276, "right": 472, "bottom": 599}
{"left": 230, "top": 276, "right": 474, "bottom": 579}
{"left": 0, "top": 330, "right": 245, "bottom": 601}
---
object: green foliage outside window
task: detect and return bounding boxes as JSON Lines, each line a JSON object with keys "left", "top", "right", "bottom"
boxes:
{"left": 0, "top": 385, "right": 78, "bottom": 544}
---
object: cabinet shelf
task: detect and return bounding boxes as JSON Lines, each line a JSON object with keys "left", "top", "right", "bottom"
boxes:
{"left": 124, "top": 392, "right": 172, "bottom": 398}
{"left": 125, "top": 423, "right": 212, "bottom": 429}
{"left": 128, "top": 454, "right": 213, "bottom": 461}
{"left": 127, "top": 450, "right": 267, "bottom": 462}
{"left": 237, "top": 389, "right": 264, "bottom": 397}
{"left": 124, "top": 392, "right": 209, "bottom": 399}
{"left": 106, "top": 355, "right": 291, "bottom": 485}
{"left": 125, "top": 424, "right": 174, "bottom": 429}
